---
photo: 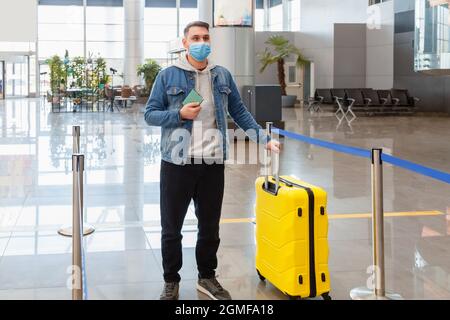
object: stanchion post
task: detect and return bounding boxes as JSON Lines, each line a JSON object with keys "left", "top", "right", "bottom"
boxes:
{"left": 73, "top": 126, "right": 80, "bottom": 154}
{"left": 72, "top": 154, "right": 84, "bottom": 300}
{"left": 58, "top": 126, "right": 95, "bottom": 237}
{"left": 350, "top": 148, "right": 402, "bottom": 300}
{"left": 372, "top": 148, "right": 385, "bottom": 297}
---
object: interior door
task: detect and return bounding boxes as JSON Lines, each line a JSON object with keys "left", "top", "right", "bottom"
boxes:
{"left": 0, "top": 61, "right": 4, "bottom": 99}
{"left": 5, "top": 57, "right": 29, "bottom": 97}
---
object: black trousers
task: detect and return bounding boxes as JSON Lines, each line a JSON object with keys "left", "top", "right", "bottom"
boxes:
{"left": 160, "top": 159, "right": 225, "bottom": 283}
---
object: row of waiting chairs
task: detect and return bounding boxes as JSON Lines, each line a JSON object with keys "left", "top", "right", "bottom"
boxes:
{"left": 308, "top": 88, "right": 420, "bottom": 115}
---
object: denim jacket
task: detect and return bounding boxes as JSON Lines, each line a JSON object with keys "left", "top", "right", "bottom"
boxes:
{"left": 144, "top": 64, "right": 269, "bottom": 164}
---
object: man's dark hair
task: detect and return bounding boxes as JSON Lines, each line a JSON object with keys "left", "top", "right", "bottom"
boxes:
{"left": 184, "top": 21, "right": 210, "bottom": 37}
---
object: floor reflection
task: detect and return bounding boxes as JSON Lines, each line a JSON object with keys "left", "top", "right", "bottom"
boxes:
{"left": 0, "top": 98, "right": 449, "bottom": 299}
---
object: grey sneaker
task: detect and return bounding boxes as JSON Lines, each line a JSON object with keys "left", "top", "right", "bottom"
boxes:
{"left": 160, "top": 282, "right": 179, "bottom": 300}
{"left": 197, "top": 277, "right": 232, "bottom": 300}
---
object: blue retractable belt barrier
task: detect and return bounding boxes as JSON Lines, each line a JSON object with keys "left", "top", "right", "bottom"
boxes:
{"left": 272, "top": 128, "right": 372, "bottom": 159}
{"left": 381, "top": 154, "right": 450, "bottom": 185}
{"left": 272, "top": 127, "right": 450, "bottom": 185}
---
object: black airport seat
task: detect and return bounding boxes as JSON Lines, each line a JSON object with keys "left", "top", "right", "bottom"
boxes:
{"left": 315, "top": 89, "right": 335, "bottom": 104}
{"left": 361, "top": 88, "right": 392, "bottom": 113}
{"left": 390, "top": 89, "right": 420, "bottom": 113}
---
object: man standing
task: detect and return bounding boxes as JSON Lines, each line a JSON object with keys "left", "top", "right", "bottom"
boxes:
{"left": 145, "top": 21, "right": 279, "bottom": 300}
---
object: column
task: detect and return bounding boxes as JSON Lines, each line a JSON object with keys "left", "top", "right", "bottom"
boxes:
{"left": 124, "top": 0, "right": 144, "bottom": 87}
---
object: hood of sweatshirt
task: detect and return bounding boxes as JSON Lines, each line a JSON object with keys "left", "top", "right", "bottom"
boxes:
{"left": 173, "top": 54, "right": 216, "bottom": 92}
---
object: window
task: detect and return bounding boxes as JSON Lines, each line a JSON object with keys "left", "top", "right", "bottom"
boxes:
{"left": 144, "top": 3, "right": 177, "bottom": 61}
{"left": 38, "top": 0, "right": 198, "bottom": 71}
{"left": 288, "top": 0, "right": 300, "bottom": 31}
{"left": 144, "top": 0, "right": 198, "bottom": 63}
{"left": 38, "top": 5, "right": 84, "bottom": 58}
{"left": 269, "top": 0, "right": 283, "bottom": 31}
{"left": 256, "top": 0, "right": 301, "bottom": 32}
{"left": 286, "top": 63, "right": 297, "bottom": 84}
{"left": 179, "top": 0, "right": 199, "bottom": 36}
{"left": 255, "top": 0, "right": 265, "bottom": 31}
{"left": 86, "top": 5, "right": 124, "bottom": 75}
{"left": 38, "top": 1, "right": 125, "bottom": 85}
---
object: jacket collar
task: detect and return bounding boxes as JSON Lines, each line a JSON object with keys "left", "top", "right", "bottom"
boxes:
{"left": 186, "top": 67, "right": 218, "bottom": 80}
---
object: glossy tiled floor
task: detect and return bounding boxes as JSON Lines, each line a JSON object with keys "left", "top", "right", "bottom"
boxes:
{"left": 0, "top": 98, "right": 449, "bottom": 300}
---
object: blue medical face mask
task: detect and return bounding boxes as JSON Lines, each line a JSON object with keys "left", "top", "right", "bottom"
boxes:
{"left": 189, "top": 43, "right": 211, "bottom": 62}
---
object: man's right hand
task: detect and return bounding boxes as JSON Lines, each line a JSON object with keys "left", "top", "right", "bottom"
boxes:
{"left": 180, "top": 102, "right": 201, "bottom": 120}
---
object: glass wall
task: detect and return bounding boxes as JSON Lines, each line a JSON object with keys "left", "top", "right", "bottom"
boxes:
{"left": 255, "top": 0, "right": 265, "bottom": 31}
{"left": 86, "top": 4, "right": 124, "bottom": 73}
{"left": 37, "top": 0, "right": 306, "bottom": 67}
{"left": 29, "top": 55, "right": 37, "bottom": 96}
{"left": 38, "top": 1, "right": 124, "bottom": 68}
{"left": 5, "top": 58, "right": 29, "bottom": 97}
{"left": 179, "top": 0, "right": 199, "bottom": 36}
{"left": 415, "top": 0, "right": 450, "bottom": 73}
{"left": 269, "top": 0, "right": 283, "bottom": 31}
{"left": 38, "top": 4, "right": 84, "bottom": 58}
{"left": 288, "top": 0, "right": 300, "bottom": 32}
{"left": 144, "top": 0, "right": 198, "bottom": 66}
{"left": 0, "top": 43, "right": 36, "bottom": 96}
{"left": 144, "top": 0, "right": 178, "bottom": 65}
{"left": 257, "top": 0, "right": 301, "bottom": 32}
{"left": 38, "top": 0, "right": 198, "bottom": 72}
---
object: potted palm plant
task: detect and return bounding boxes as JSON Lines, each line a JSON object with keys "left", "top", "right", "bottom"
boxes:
{"left": 137, "top": 59, "right": 162, "bottom": 97}
{"left": 258, "top": 35, "right": 308, "bottom": 108}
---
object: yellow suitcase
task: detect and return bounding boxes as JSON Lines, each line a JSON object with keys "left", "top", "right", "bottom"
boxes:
{"left": 255, "top": 174, "right": 331, "bottom": 300}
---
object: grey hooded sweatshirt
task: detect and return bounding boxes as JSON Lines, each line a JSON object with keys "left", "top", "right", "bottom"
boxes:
{"left": 173, "top": 54, "right": 223, "bottom": 160}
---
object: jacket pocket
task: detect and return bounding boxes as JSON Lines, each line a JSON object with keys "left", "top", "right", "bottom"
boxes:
{"left": 218, "top": 86, "right": 231, "bottom": 112}
{"left": 166, "top": 86, "right": 185, "bottom": 110}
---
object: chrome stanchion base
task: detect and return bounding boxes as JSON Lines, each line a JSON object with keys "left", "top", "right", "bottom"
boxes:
{"left": 350, "top": 287, "right": 403, "bottom": 300}
{"left": 58, "top": 224, "right": 95, "bottom": 237}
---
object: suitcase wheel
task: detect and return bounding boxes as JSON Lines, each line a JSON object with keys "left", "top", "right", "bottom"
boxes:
{"left": 287, "top": 295, "right": 302, "bottom": 300}
{"left": 321, "top": 292, "right": 332, "bottom": 300}
{"left": 256, "top": 269, "right": 265, "bottom": 282}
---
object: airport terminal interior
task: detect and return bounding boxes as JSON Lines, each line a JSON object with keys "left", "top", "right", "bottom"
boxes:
{"left": 0, "top": 0, "right": 449, "bottom": 300}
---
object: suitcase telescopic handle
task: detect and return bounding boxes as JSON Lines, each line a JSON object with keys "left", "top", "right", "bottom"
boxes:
{"left": 265, "top": 122, "right": 280, "bottom": 192}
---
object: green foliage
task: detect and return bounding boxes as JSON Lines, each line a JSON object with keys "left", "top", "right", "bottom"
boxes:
{"left": 71, "top": 56, "right": 86, "bottom": 88}
{"left": 46, "top": 55, "right": 64, "bottom": 94}
{"left": 137, "top": 59, "right": 162, "bottom": 96}
{"left": 258, "top": 35, "right": 309, "bottom": 96}
{"left": 46, "top": 51, "right": 111, "bottom": 96}
{"left": 258, "top": 35, "right": 308, "bottom": 74}
{"left": 91, "top": 57, "right": 110, "bottom": 94}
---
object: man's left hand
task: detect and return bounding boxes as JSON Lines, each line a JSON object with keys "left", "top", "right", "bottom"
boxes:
{"left": 266, "top": 139, "right": 281, "bottom": 153}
